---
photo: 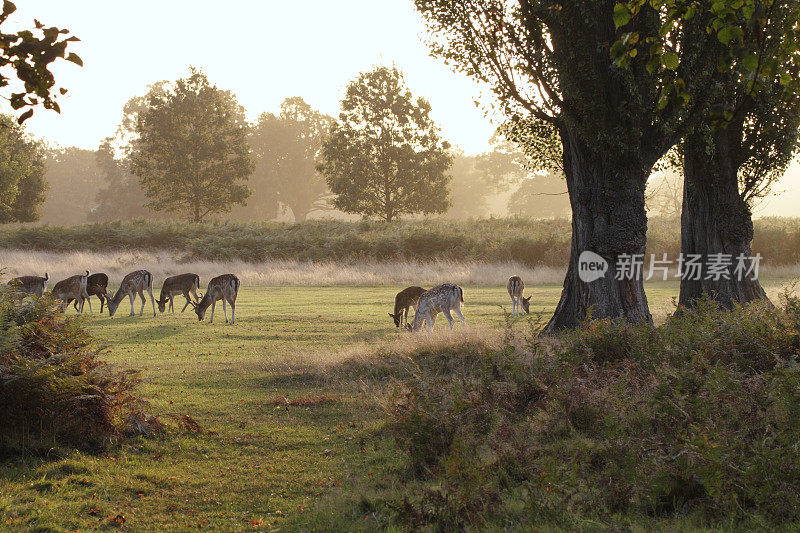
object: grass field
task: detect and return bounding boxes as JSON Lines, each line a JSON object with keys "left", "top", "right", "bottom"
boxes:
{"left": 0, "top": 279, "right": 796, "bottom": 531}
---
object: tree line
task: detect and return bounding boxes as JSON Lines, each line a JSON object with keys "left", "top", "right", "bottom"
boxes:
{"left": 8, "top": 65, "right": 573, "bottom": 226}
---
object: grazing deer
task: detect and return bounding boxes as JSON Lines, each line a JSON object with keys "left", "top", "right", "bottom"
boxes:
{"left": 7, "top": 273, "right": 48, "bottom": 297}
{"left": 68, "top": 273, "right": 109, "bottom": 313}
{"left": 190, "top": 274, "right": 240, "bottom": 324}
{"left": 106, "top": 270, "right": 156, "bottom": 317}
{"left": 157, "top": 273, "right": 201, "bottom": 313}
{"left": 507, "top": 276, "right": 531, "bottom": 317}
{"left": 406, "top": 283, "right": 465, "bottom": 332}
{"left": 389, "top": 286, "right": 426, "bottom": 328}
{"left": 51, "top": 271, "right": 91, "bottom": 313}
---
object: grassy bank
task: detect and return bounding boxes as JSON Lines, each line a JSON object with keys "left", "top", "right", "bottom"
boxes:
{"left": 2, "top": 217, "right": 798, "bottom": 266}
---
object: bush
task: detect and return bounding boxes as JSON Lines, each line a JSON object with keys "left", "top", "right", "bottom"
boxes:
{"left": 307, "top": 296, "right": 800, "bottom": 529}
{"left": 0, "top": 288, "right": 155, "bottom": 455}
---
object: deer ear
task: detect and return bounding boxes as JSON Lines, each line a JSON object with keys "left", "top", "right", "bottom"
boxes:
{"left": 523, "top": 296, "right": 531, "bottom": 303}
{"left": 388, "top": 313, "right": 395, "bottom": 318}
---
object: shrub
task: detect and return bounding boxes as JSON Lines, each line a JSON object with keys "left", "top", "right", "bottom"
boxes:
{"left": 311, "top": 296, "right": 800, "bottom": 529}
{"left": 0, "top": 288, "right": 155, "bottom": 455}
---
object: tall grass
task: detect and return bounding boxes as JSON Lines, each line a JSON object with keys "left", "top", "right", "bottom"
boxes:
{"left": 0, "top": 249, "right": 567, "bottom": 287}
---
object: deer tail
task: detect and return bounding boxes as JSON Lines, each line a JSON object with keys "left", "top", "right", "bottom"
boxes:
{"left": 458, "top": 286, "right": 464, "bottom": 303}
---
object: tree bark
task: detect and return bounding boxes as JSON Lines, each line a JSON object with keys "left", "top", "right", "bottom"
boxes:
{"left": 545, "top": 127, "right": 653, "bottom": 332}
{"left": 291, "top": 207, "right": 308, "bottom": 223}
{"left": 678, "top": 127, "right": 768, "bottom": 309}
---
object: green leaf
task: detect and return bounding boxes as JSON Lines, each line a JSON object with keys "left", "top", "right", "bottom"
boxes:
{"left": 613, "top": 3, "right": 631, "bottom": 28}
{"left": 610, "top": 41, "right": 627, "bottom": 61}
{"left": 17, "top": 108, "right": 33, "bottom": 124}
{"left": 742, "top": 53, "right": 758, "bottom": 72}
{"left": 66, "top": 52, "right": 83, "bottom": 66}
{"left": 662, "top": 52, "right": 679, "bottom": 70}
{"left": 717, "top": 25, "right": 743, "bottom": 45}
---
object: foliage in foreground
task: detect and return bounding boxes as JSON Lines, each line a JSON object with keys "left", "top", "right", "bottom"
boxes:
{"left": 300, "top": 296, "right": 800, "bottom": 530}
{"left": 0, "top": 289, "right": 154, "bottom": 455}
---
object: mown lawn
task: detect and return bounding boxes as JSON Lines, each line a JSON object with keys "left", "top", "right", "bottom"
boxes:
{"left": 0, "top": 280, "right": 792, "bottom": 531}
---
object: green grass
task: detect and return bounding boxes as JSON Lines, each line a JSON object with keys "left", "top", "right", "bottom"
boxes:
{"left": 0, "top": 281, "right": 793, "bottom": 531}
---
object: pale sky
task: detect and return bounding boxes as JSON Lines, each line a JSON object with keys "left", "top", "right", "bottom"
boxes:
{"left": 7, "top": 0, "right": 498, "bottom": 154}
{"left": 5, "top": 0, "right": 799, "bottom": 217}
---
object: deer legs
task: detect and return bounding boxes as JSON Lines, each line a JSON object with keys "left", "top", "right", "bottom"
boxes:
{"left": 180, "top": 290, "right": 194, "bottom": 312}
{"left": 222, "top": 297, "right": 236, "bottom": 324}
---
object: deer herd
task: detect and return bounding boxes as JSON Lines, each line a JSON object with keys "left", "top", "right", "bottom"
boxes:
{"left": 390, "top": 276, "right": 532, "bottom": 332}
{"left": 6, "top": 270, "right": 241, "bottom": 324}
{"left": 7, "top": 269, "right": 533, "bottom": 331}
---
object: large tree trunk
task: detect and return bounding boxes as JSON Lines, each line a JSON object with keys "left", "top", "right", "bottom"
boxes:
{"left": 290, "top": 206, "right": 308, "bottom": 223}
{"left": 678, "top": 128, "right": 768, "bottom": 309}
{"left": 545, "top": 127, "right": 653, "bottom": 332}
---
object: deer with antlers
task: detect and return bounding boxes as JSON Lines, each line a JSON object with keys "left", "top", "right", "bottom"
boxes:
{"left": 7, "top": 273, "right": 48, "bottom": 297}
{"left": 106, "top": 270, "right": 156, "bottom": 317}
{"left": 190, "top": 274, "right": 240, "bottom": 324}
{"left": 157, "top": 273, "right": 201, "bottom": 313}
{"left": 52, "top": 271, "right": 91, "bottom": 313}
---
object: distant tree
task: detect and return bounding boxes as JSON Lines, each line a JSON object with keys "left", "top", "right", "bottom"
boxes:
{"left": 244, "top": 97, "right": 334, "bottom": 222}
{"left": 447, "top": 149, "right": 525, "bottom": 219}
{"left": 90, "top": 140, "right": 150, "bottom": 222}
{"left": 129, "top": 68, "right": 252, "bottom": 222}
{"left": 0, "top": 115, "right": 46, "bottom": 222}
{"left": 0, "top": 1, "right": 81, "bottom": 123}
{"left": 508, "top": 173, "right": 570, "bottom": 219}
{"left": 40, "top": 147, "right": 103, "bottom": 225}
{"left": 318, "top": 67, "right": 452, "bottom": 222}
{"left": 645, "top": 169, "right": 683, "bottom": 219}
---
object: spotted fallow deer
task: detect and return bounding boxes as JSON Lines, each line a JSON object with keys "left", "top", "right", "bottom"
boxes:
{"left": 190, "top": 274, "right": 240, "bottom": 324}
{"left": 406, "top": 283, "right": 465, "bottom": 332}
{"left": 7, "top": 273, "right": 48, "bottom": 297}
{"left": 389, "top": 286, "right": 426, "bottom": 328}
{"left": 157, "top": 273, "right": 200, "bottom": 313}
{"left": 507, "top": 275, "right": 531, "bottom": 317}
{"left": 52, "top": 271, "right": 91, "bottom": 313}
{"left": 106, "top": 270, "right": 156, "bottom": 317}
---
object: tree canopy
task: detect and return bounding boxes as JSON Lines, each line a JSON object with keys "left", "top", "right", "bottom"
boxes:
{"left": 90, "top": 140, "right": 150, "bottom": 223}
{"left": 318, "top": 66, "right": 453, "bottom": 222}
{"left": 244, "top": 97, "right": 334, "bottom": 222}
{"left": 0, "top": 114, "right": 46, "bottom": 222}
{"left": 129, "top": 69, "right": 252, "bottom": 222}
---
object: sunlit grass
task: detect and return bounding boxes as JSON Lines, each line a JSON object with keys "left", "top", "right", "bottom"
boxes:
{"left": 0, "top": 280, "right": 795, "bottom": 530}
